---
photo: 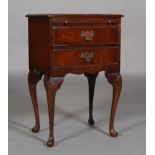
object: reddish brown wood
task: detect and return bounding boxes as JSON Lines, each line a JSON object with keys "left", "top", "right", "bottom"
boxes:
{"left": 53, "top": 47, "right": 119, "bottom": 67}
{"left": 53, "top": 27, "right": 120, "bottom": 46}
{"left": 52, "top": 64, "right": 120, "bottom": 77}
{"left": 84, "top": 73, "right": 98, "bottom": 125}
{"left": 43, "top": 76, "right": 64, "bottom": 147}
{"left": 53, "top": 17, "right": 120, "bottom": 27}
{"left": 26, "top": 14, "right": 122, "bottom": 77}
{"left": 26, "top": 14, "right": 124, "bottom": 18}
{"left": 105, "top": 72, "right": 122, "bottom": 137}
{"left": 28, "top": 17, "right": 52, "bottom": 76}
{"left": 26, "top": 14, "right": 123, "bottom": 147}
{"left": 28, "top": 70, "right": 43, "bottom": 133}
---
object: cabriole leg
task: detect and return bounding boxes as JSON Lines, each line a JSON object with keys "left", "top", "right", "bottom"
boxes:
{"left": 84, "top": 73, "right": 98, "bottom": 125}
{"left": 105, "top": 72, "right": 122, "bottom": 137}
{"left": 44, "top": 76, "right": 64, "bottom": 147}
{"left": 28, "top": 70, "right": 43, "bottom": 133}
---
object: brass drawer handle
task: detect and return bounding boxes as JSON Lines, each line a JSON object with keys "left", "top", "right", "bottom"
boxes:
{"left": 81, "top": 31, "right": 94, "bottom": 41}
{"left": 80, "top": 52, "right": 94, "bottom": 62}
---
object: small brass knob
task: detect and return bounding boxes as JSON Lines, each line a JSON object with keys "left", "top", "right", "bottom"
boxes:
{"left": 64, "top": 20, "right": 69, "bottom": 25}
{"left": 108, "top": 20, "right": 112, "bottom": 24}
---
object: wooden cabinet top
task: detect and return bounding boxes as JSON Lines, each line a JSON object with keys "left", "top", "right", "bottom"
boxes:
{"left": 26, "top": 14, "right": 124, "bottom": 18}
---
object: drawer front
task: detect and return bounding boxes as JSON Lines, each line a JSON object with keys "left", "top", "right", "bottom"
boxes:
{"left": 53, "top": 48, "right": 119, "bottom": 67}
{"left": 53, "top": 17, "right": 120, "bottom": 27}
{"left": 53, "top": 27, "right": 120, "bottom": 46}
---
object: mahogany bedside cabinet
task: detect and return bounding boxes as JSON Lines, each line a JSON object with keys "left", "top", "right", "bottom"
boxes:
{"left": 26, "top": 14, "right": 124, "bottom": 147}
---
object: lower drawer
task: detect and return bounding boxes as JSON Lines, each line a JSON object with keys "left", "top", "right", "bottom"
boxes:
{"left": 53, "top": 48, "right": 119, "bottom": 67}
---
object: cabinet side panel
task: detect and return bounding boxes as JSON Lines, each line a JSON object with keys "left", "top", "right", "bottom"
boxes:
{"left": 28, "top": 17, "right": 51, "bottom": 75}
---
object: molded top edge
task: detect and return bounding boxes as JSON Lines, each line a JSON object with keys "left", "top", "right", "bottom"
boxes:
{"left": 25, "top": 14, "right": 124, "bottom": 18}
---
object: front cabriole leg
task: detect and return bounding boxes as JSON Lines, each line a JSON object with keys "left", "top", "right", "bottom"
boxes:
{"left": 28, "top": 69, "right": 43, "bottom": 133}
{"left": 84, "top": 73, "right": 98, "bottom": 125}
{"left": 105, "top": 72, "right": 122, "bottom": 137}
{"left": 44, "top": 76, "right": 64, "bottom": 147}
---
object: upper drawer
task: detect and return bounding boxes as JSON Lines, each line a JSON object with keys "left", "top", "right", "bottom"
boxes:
{"left": 53, "top": 27, "right": 120, "bottom": 46}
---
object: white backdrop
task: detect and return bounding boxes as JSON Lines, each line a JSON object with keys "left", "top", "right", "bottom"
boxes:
{"left": 8, "top": 0, "right": 145, "bottom": 75}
